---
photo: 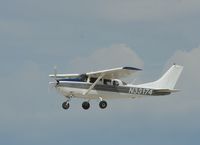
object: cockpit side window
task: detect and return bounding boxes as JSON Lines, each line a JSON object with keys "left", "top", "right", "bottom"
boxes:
{"left": 90, "top": 77, "right": 97, "bottom": 83}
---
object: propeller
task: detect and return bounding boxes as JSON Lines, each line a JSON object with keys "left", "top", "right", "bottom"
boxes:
{"left": 48, "top": 65, "right": 59, "bottom": 93}
{"left": 54, "top": 65, "right": 57, "bottom": 79}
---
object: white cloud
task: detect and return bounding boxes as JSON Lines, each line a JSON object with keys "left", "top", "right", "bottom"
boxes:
{"left": 167, "top": 46, "right": 200, "bottom": 89}
{"left": 69, "top": 44, "right": 143, "bottom": 72}
{"left": 149, "top": 46, "right": 200, "bottom": 115}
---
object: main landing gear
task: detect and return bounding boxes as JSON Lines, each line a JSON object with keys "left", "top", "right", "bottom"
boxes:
{"left": 62, "top": 101, "right": 70, "bottom": 110}
{"left": 82, "top": 101, "right": 90, "bottom": 110}
{"left": 81, "top": 100, "right": 107, "bottom": 110}
{"left": 99, "top": 100, "right": 107, "bottom": 109}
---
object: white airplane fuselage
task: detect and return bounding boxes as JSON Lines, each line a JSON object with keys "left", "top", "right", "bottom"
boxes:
{"left": 54, "top": 81, "right": 169, "bottom": 100}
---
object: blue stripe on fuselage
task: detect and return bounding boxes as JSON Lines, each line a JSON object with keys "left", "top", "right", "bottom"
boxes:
{"left": 58, "top": 78, "right": 84, "bottom": 82}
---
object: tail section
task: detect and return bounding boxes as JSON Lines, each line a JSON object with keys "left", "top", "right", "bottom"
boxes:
{"left": 139, "top": 64, "right": 183, "bottom": 90}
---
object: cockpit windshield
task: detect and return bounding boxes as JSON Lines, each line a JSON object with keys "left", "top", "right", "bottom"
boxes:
{"left": 79, "top": 74, "right": 88, "bottom": 82}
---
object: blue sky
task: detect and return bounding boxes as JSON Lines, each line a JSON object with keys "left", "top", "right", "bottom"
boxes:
{"left": 1, "top": 0, "right": 200, "bottom": 145}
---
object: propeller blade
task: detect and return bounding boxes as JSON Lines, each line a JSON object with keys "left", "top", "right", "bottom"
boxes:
{"left": 54, "top": 66, "right": 57, "bottom": 80}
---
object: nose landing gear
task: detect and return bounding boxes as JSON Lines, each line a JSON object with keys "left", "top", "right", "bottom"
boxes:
{"left": 62, "top": 96, "right": 72, "bottom": 110}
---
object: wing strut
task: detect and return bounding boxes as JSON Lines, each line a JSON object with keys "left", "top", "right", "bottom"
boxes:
{"left": 83, "top": 73, "right": 104, "bottom": 95}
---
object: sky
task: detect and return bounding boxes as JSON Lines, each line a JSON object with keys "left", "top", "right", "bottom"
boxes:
{"left": 0, "top": 0, "right": 200, "bottom": 145}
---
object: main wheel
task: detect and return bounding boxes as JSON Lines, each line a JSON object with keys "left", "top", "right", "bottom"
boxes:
{"left": 99, "top": 100, "right": 107, "bottom": 109}
{"left": 62, "top": 101, "right": 70, "bottom": 110}
{"left": 82, "top": 101, "right": 90, "bottom": 110}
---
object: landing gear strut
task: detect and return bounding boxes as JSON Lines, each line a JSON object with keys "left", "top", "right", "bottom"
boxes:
{"left": 82, "top": 101, "right": 90, "bottom": 110}
{"left": 62, "top": 101, "right": 70, "bottom": 110}
{"left": 99, "top": 100, "right": 107, "bottom": 109}
{"left": 62, "top": 96, "right": 72, "bottom": 110}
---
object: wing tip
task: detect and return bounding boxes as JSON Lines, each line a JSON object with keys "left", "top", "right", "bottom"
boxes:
{"left": 123, "top": 67, "right": 142, "bottom": 71}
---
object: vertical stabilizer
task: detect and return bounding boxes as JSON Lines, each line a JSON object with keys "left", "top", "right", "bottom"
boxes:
{"left": 139, "top": 65, "right": 183, "bottom": 90}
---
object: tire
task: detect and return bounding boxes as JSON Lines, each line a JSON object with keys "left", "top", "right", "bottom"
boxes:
{"left": 62, "top": 101, "right": 70, "bottom": 110}
{"left": 99, "top": 100, "right": 107, "bottom": 109}
{"left": 82, "top": 101, "right": 90, "bottom": 110}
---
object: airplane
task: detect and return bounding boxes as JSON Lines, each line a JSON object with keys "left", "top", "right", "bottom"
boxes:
{"left": 49, "top": 64, "right": 183, "bottom": 110}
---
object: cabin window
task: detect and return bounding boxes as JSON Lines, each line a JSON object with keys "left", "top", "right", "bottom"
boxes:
{"left": 104, "top": 79, "right": 111, "bottom": 85}
{"left": 113, "top": 80, "right": 119, "bottom": 86}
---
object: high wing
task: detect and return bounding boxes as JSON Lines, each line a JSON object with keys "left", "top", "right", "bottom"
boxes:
{"left": 49, "top": 66, "right": 142, "bottom": 80}
{"left": 86, "top": 67, "right": 142, "bottom": 79}
{"left": 49, "top": 73, "right": 80, "bottom": 79}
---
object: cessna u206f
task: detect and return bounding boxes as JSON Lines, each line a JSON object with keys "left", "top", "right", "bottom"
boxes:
{"left": 49, "top": 64, "right": 183, "bottom": 110}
